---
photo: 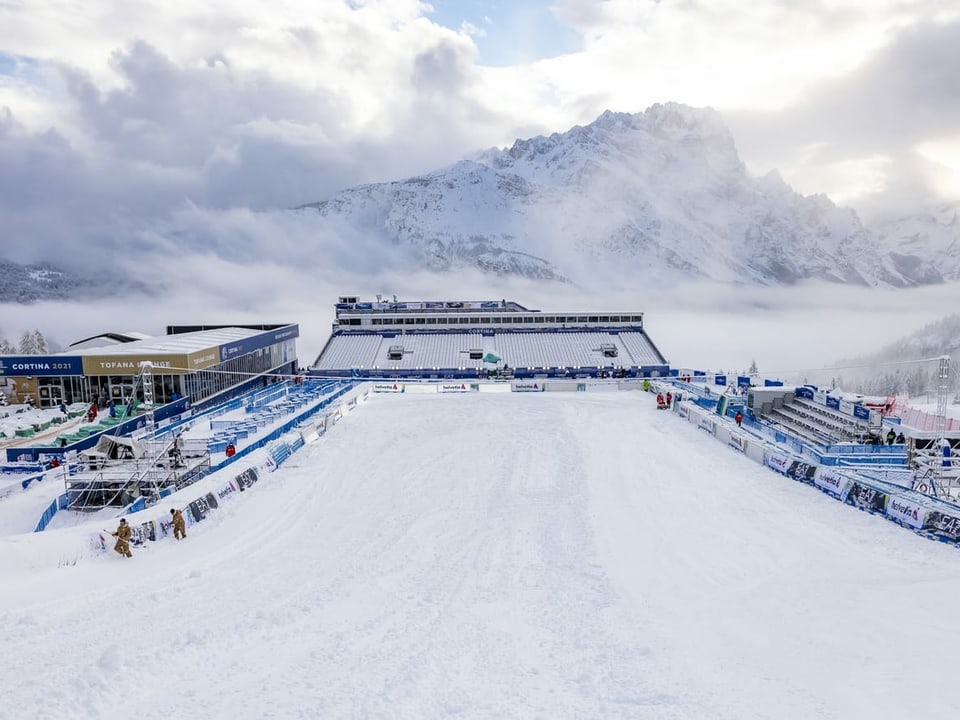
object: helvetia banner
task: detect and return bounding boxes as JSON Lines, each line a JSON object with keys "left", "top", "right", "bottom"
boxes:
{"left": 885, "top": 497, "right": 926, "bottom": 529}
{"left": 372, "top": 383, "right": 404, "bottom": 393}
{"left": 439, "top": 383, "right": 470, "bottom": 393}
{"left": 813, "top": 468, "right": 852, "bottom": 501}
{"left": 765, "top": 451, "right": 792, "bottom": 474}
{"left": 511, "top": 382, "right": 543, "bottom": 392}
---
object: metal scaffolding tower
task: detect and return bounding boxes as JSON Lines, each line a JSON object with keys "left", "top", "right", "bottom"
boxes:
{"left": 933, "top": 355, "right": 950, "bottom": 496}
{"left": 138, "top": 361, "right": 161, "bottom": 499}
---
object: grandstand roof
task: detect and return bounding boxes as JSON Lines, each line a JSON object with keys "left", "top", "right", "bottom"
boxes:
{"left": 313, "top": 329, "right": 666, "bottom": 371}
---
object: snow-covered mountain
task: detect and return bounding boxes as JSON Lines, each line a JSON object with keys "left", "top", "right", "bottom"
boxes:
{"left": 299, "top": 103, "right": 938, "bottom": 287}
{"left": 871, "top": 202, "right": 960, "bottom": 283}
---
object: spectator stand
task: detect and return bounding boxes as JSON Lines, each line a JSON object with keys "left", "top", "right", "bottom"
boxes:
{"left": 196, "top": 380, "right": 353, "bottom": 472}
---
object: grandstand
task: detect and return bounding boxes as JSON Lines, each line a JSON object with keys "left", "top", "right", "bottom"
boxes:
{"left": 310, "top": 296, "right": 670, "bottom": 379}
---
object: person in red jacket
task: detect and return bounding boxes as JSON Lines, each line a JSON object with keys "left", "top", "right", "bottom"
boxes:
{"left": 735, "top": 411, "right": 743, "bottom": 427}
{"left": 225, "top": 443, "right": 236, "bottom": 458}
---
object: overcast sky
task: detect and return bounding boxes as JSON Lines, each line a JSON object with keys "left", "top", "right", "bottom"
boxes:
{"left": 1, "top": 1, "right": 959, "bottom": 372}
{"left": 2, "top": 1, "right": 958, "bottom": 251}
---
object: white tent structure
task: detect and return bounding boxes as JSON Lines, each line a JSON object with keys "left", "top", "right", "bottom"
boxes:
{"left": 79, "top": 434, "right": 148, "bottom": 468}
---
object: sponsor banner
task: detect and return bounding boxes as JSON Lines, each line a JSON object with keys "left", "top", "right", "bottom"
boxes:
{"left": 82, "top": 354, "right": 189, "bottom": 376}
{"left": 188, "top": 494, "right": 215, "bottom": 522}
{"left": 130, "top": 521, "right": 155, "bottom": 546}
{"left": 678, "top": 404, "right": 689, "bottom": 419}
{"left": 188, "top": 496, "right": 210, "bottom": 522}
{"left": 814, "top": 389, "right": 827, "bottom": 404}
{"left": 186, "top": 348, "right": 220, "bottom": 371}
{"left": 826, "top": 396, "right": 840, "bottom": 410}
{"left": 794, "top": 386, "right": 814, "bottom": 400}
{"left": 853, "top": 405, "right": 870, "bottom": 421}
{"left": 813, "top": 468, "right": 851, "bottom": 501}
{"left": 372, "top": 383, "right": 405, "bottom": 393}
{"left": 0, "top": 355, "right": 84, "bottom": 377}
{"left": 698, "top": 415, "right": 716, "bottom": 434}
{"left": 216, "top": 480, "right": 239, "bottom": 502}
{"left": 737, "top": 375, "right": 751, "bottom": 388}
{"left": 728, "top": 432, "right": 747, "bottom": 453}
{"left": 765, "top": 452, "right": 792, "bottom": 473}
{"left": 839, "top": 400, "right": 854, "bottom": 416}
{"left": 235, "top": 467, "right": 259, "bottom": 491}
{"left": 786, "top": 460, "right": 817, "bottom": 484}
{"left": 846, "top": 482, "right": 888, "bottom": 513}
{"left": 714, "top": 374, "right": 727, "bottom": 385}
{"left": 218, "top": 325, "right": 300, "bottom": 363}
{"left": 512, "top": 382, "right": 544, "bottom": 392}
{"left": 924, "top": 511, "right": 960, "bottom": 542}
{"left": 886, "top": 497, "right": 926, "bottom": 529}
{"left": 438, "top": 383, "right": 470, "bottom": 393}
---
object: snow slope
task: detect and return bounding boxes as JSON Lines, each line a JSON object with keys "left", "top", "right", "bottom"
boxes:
{"left": 1, "top": 392, "right": 958, "bottom": 719}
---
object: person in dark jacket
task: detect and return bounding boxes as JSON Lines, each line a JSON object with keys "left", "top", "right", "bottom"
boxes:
{"left": 112, "top": 518, "right": 133, "bottom": 558}
{"left": 170, "top": 508, "right": 186, "bottom": 540}
{"left": 895, "top": 432, "right": 906, "bottom": 444}
{"left": 886, "top": 428, "right": 896, "bottom": 445}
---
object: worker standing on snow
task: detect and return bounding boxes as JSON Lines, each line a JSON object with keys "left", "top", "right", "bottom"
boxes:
{"left": 170, "top": 508, "right": 187, "bottom": 540}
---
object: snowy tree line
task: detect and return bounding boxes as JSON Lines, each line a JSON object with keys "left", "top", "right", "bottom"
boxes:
{"left": 822, "top": 314, "right": 960, "bottom": 399}
{"left": 0, "top": 330, "right": 49, "bottom": 354}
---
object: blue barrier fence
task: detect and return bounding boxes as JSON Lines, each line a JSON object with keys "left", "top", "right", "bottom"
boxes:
{"left": 34, "top": 492, "right": 71, "bottom": 532}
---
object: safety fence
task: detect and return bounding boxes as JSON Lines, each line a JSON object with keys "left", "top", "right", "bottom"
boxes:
{"left": 678, "top": 399, "right": 960, "bottom": 547}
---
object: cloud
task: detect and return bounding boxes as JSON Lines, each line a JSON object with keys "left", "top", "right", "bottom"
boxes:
{"left": 0, "top": 0, "right": 957, "bottom": 274}
{"left": 5, "top": 269, "right": 960, "bottom": 381}
{"left": 724, "top": 16, "right": 960, "bottom": 217}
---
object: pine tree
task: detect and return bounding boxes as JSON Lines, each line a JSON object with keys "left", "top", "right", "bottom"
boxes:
{"left": 748, "top": 359, "right": 759, "bottom": 377}
{"left": 0, "top": 337, "right": 15, "bottom": 354}
{"left": 18, "top": 330, "right": 36, "bottom": 354}
{"left": 31, "top": 329, "right": 47, "bottom": 354}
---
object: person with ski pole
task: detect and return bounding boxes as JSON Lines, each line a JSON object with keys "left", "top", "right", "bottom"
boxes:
{"left": 111, "top": 518, "right": 133, "bottom": 558}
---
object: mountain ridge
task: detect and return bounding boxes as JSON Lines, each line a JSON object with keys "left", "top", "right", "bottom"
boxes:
{"left": 299, "top": 102, "right": 949, "bottom": 287}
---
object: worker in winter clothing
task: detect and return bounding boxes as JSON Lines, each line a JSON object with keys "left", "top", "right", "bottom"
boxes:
{"left": 170, "top": 508, "right": 186, "bottom": 540}
{"left": 112, "top": 518, "right": 133, "bottom": 558}
{"left": 886, "top": 428, "right": 896, "bottom": 445}
{"left": 735, "top": 411, "right": 743, "bottom": 427}
{"left": 225, "top": 443, "right": 236, "bottom": 458}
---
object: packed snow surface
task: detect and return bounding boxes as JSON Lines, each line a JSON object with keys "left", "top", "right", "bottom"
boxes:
{"left": 2, "top": 392, "right": 958, "bottom": 719}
